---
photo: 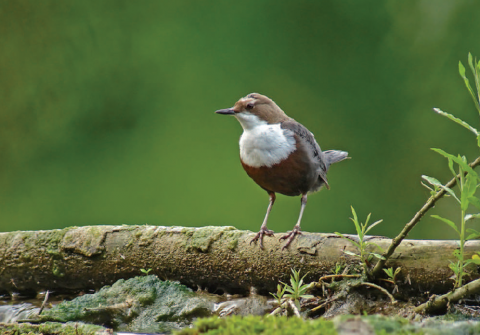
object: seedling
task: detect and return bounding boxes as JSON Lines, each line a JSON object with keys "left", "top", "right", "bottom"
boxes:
{"left": 270, "top": 269, "right": 314, "bottom": 317}
{"left": 140, "top": 268, "right": 152, "bottom": 275}
{"left": 336, "top": 206, "right": 385, "bottom": 275}
{"left": 422, "top": 53, "right": 480, "bottom": 288}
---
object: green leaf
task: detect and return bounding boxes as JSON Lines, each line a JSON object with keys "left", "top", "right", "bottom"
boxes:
{"left": 447, "top": 156, "right": 459, "bottom": 184}
{"left": 468, "top": 52, "right": 474, "bottom": 72}
{"left": 421, "top": 181, "right": 436, "bottom": 194}
{"left": 465, "top": 214, "right": 480, "bottom": 221}
{"left": 431, "top": 215, "right": 459, "bottom": 234}
{"left": 295, "top": 300, "right": 300, "bottom": 310}
{"left": 422, "top": 175, "right": 460, "bottom": 203}
{"left": 365, "top": 219, "right": 383, "bottom": 234}
{"left": 459, "top": 60, "right": 466, "bottom": 77}
{"left": 471, "top": 254, "right": 480, "bottom": 265}
{"left": 335, "top": 232, "right": 361, "bottom": 249}
{"left": 365, "top": 242, "right": 385, "bottom": 253}
{"left": 365, "top": 213, "right": 371, "bottom": 227}
{"left": 350, "top": 206, "right": 359, "bottom": 226}
{"left": 343, "top": 250, "right": 360, "bottom": 257}
{"left": 466, "top": 228, "right": 480, "bottom": 240}
{"left": 433, "top": 108, "right": 479, "bottom": 136}
{"left": 459, "top": 60, "right": 478, "bottom": 109}
{"left": 468, "top": 196, "right": 480, "bottom": 210}
{"left": 350, "top": 207, "right": 363, "bottom": 238}
{"left": 467, "top": 233, "right": 480, "bottom": 240}
{"left": 370, "top": 253, "right": 386, "bottom": 260}
{"left": 461, "top": 176, "right": 476, "bottom": 212}
{"left": 431, "top": 149, "right": 478, "bottom": 179}
{"left": 449, "top": 262, "right": 460, "bottom": 273}
{"left": 453, "top": 249, "right": 462, "bottom": 261}
{"left": 468, "top": 53, "right": 480, "bottom": 108}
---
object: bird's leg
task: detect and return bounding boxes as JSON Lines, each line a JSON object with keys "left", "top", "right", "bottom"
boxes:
{"left": 280, "top": 194, "right": 307, "bottom": 250}
{"left": 250, "top": 192, "right": 276, "bottom": 249}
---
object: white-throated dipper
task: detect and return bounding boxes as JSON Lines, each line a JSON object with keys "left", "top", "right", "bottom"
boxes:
{"left": 215, "top": 93, "right": 348, "bottom": 249}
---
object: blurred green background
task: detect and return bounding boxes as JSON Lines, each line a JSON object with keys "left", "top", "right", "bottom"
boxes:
{"left": 1, "top": 0, "right": 480, "bottom": 239}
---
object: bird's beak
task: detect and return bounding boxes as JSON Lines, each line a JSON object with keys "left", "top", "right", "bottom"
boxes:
{"left": 215, "top": 108, "right": 235, "bottom": 115}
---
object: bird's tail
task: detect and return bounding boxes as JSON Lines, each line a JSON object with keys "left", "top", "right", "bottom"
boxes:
{"left": 324, "top": 150, "right": 349, "bottom": 165}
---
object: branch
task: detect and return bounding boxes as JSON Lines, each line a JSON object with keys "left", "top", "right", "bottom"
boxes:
{"left": 355, "top": 282, "right": 396, "bottom": 304}
{"left": 1, "top": 225, "right": 479, "bottom": 294}
{"left": 414, "top": 277, "right": 480, "bottom": 313}
{"left": 370, "top": 156, "right": 480, "bottom": 278}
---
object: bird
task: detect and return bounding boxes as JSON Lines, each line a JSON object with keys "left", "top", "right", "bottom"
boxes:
{"left": 215, "top": 93, "right": 348, "bottom": 249}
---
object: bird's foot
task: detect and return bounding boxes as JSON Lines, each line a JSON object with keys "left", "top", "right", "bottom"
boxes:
{"left": 279, "top": 226, "right": 302, "bottom": 250}
{"left": 250, "top": 228, "right": 275, "bottom": 249}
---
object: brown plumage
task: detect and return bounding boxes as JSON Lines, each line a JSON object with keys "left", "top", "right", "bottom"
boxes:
{"left": 215, "top": 93, "right": 348, "bottom": 249}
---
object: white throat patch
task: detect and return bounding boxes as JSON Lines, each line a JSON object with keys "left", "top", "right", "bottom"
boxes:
{"left": 236, "top": 112, "right": 296, "bottom": 168}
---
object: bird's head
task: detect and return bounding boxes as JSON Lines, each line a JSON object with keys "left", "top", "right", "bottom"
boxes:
{"left": 215, "top": 93, "right": 288, "bottom": 129}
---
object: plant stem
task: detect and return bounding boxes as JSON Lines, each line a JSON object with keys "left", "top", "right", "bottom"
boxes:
{"left": 458, "top": 208, "right": 465, "bottom": 288}
{"left": 456, "top": 168, "right": 465, "bottom": 288}
{"left": 355, "top": 282, "right": 397, "bottom": 304}
{"left": 369, "top": 156, "right": 480, "bottom": 278}
{"left": 415, "top": 277, "right": 480, "bottom": 313}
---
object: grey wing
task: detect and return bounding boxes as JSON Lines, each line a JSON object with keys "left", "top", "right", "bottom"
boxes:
{"left": 281, "top": 119, "right": 329, "bottom": 188}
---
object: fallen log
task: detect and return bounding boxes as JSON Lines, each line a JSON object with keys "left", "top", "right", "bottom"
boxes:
{"left": 0, "top": 225, "right": 478, "bottom": 296}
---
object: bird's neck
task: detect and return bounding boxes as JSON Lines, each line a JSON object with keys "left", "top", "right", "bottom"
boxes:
{"left": 235, "top": 112, "right": 270, "bottom": 131}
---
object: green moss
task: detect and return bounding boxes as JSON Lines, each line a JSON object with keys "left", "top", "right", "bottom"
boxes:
{"left": 51, "top": 260, "right": 65, "bottom": 277}
{"left": 227, "top": 237, "right": 238, "bottom": 251}
{"left": 177, "top": 315, "right": 480, "bottom": 335}
{"left": 185, "top": 226, "right": 236, "bottom": 252}
{"left": 40, "top": 275, "right": 213, "bottom": 333}
{"left": 335, "top": 315, "right": 420, "bottom": 335}
{"left": 175, "top": 316, "right": 337, "bottom": 335}
{"left": 0, "top": 321, "right": 106, "bottom": 335}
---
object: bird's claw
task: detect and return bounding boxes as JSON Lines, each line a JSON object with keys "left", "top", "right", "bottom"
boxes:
{"left": 279, "top": 226, "right": 302, "bottom": 250}
{"left": 250, "top": 228, "right": 275, "bottom": 249}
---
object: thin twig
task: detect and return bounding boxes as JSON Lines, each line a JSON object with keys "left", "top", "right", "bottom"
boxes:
{"left": 37, "top": 290, "right": 49, "bottom": 316}
{"left": 415, "top": 277, "right": 480, "bottom": 313}
{"left": 288, "top": 299, "right": 301, "bottom": 318}
{"left": 357, "top": 282, "right": 397, "bottom": 304}
{"left": 370, "top": 156, "right": 480, "bottom": 278}
{"left": 310, "top": 296, "right": 338, "bottom": 313}
{"left": 318, "top": 274, "right": 361, "bottom": 283}
{"left": 269, "top": 306, "right": 283, "bottom": 316}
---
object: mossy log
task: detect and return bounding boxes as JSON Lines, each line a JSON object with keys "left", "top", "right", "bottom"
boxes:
{"left": 0, "top": 225, "right": 478, "bottom": 295}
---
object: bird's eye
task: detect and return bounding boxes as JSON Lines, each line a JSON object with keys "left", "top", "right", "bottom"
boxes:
{"left": 246, "top": 102, "right": 255, "bottom": 109}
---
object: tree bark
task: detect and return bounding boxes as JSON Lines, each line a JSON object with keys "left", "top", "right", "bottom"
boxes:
{"left": 0, "top": 225, "right": 478, "bottom": 295}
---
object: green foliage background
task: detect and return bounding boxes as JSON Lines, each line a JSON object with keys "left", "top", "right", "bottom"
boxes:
{"left": 1, "top": 1, "right": 480, "bottom": 239}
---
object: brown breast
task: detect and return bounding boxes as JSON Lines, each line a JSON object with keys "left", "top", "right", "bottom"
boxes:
{"left": 240, "top": 143, "right": 318, "bottom": 196}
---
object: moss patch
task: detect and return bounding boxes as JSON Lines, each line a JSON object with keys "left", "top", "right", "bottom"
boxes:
{"left": 0, "top": 321, "right": 106, "bottom": 335}
{"left": 40, "top": 275, "right": 214, "bottom": 333}
{"left": 175, "top": 316, "right": 337, "bottom": 335}
{"left": 186, "top": 226, "right": 236, "bottom": 253}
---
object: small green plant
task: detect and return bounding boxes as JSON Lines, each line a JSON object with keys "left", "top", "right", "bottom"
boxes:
{"left": 334, "top": 262, "right": 344, "bottom": 275}
{"left": 282, "top": 269, "right": 314, "bottom": 308}
{"left": 422, "top": 53, "right": 480, "bottom": 288}
{"left": 270, "top": 269, "right": 314, "bottom": 317}
{"left": 382, "top": 267, "right": 401, "bottom": 293}
{"left": 271, "top": 283, "right": 288, "bottom": 306}
{"left": 383, "top": 267, "right": 401, "bottom": 283}
{"left": 335, "top": 206, "right": 385, "bottom": 274}
{"left": 423, "top": 155, "right": 480, "bottom": 288}
{"left": 140, "top": 268, "right": 152, "bottom": 275}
